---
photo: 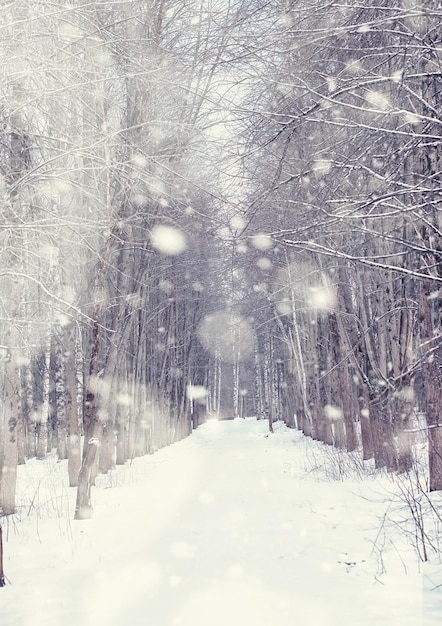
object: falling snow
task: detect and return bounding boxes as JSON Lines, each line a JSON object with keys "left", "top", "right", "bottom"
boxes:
{"left": 150, "top": 224, "right": 187, "bottom": 256}
{"left": 251, "top": 233, "right": 274, "bottom": 251}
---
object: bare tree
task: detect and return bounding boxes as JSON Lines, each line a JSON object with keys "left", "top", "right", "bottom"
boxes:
{"left": 235, "top": 0, "right": 441, "bottom": 483}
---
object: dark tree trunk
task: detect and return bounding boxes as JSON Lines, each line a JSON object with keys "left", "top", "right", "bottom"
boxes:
{"left": 358, "top": 386, "right": 374, "bottom": 461}
{"left": 420, "top": 279, "right": 442, "bottom": 490}
{"left": 66, "top": 332, "right": 81, "bottom": 487}
{"left": 370, "top": 390, "right": 398, "bottom": 471}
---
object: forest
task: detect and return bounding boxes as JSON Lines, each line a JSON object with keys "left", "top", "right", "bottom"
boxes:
{"left": 0, "top": 0, "right": 441, "bottom": 551}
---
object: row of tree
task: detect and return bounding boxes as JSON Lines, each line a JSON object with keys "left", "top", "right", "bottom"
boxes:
{"left": 0, "top": 0, "right": 254, "bottom": 521}
{"left": 1, "top": 1, "right": 441, "bottom": 538}
{"left": 233, "top": 0, "right": 442, "bottom": 489}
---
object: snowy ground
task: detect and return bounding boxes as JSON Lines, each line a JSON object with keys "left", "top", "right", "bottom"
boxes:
{"left": 1, "top": 418, "right": 441, "bottom": 625}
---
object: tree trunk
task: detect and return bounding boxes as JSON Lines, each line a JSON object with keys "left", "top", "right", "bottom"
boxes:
{"left": 54, "top": 333, "right": 67, "bottom": 461}
{"left": 36, "top": 337, "right": 51, "bottom": 460}
{"left": 66, "top": 328, "right": 81, "bottom": 487}
{"left": 392, "top": 383, "right": 414, "bottom": 474}
{"left": 0, "top": 525, "right": 6, "bottom": 587}
{"left": 115, "top": 399, "right": 129, "bottom": 465}
{"left": 74, "top": 423, "right": 100, "bottom": 520}
{"left": 74, "top": 319, "right": 103, "bottom": 519}
{"left": 98, "top": 422, "right": 115, "bottom": 475}
{"left": 370, "top": 389, "right": 398, "bottom": 471}
{"left": 358, "top": 385, "right": 374, "bottom": 461}
{"left": 0, "top": 354, "right": 19, "bottom": 515}
{"left": 420, "top": 278, "right": 442, "bottom": 490}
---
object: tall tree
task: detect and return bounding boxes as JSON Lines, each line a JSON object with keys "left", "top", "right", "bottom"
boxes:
{"left": 236, "top": 0, "right": 441, "bottom": 481}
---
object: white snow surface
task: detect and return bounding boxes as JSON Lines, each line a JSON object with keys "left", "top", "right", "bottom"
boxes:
{"left": 1, "top": 417, "right": 441, "bottom": 625}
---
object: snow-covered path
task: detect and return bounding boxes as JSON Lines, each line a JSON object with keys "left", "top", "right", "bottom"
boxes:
{"left": 1, "top": 418, "right": 440, "bottom": 625}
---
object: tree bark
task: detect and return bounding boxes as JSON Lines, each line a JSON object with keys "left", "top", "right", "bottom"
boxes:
{"left": 0, "top": 353, "right": 19, "bottom": 515}
{"left": 66, "top": 327, "right": 81, "bottom": 488}
{"left": 74, "top": 425, "right": 100, "bottom": 520}
{"left": 420, "top": 278, "right": 442, "bottom": 490}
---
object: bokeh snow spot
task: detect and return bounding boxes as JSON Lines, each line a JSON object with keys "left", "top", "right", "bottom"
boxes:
{"left": 132, "top": 193, "right": 148, "bottom": 207}
{"left": 324, "top": 405, "right": 343, "bottom": 421}
{"left": 402, "top": 111, "right": 421, "bottom": 125}
{"left": 276, "top": 299, "right": 293, "bottom": 316}
{"left": 229, "top": 215, "right": 245, "bottom": 231}
{"left": 308, "top": 283, "right": 337, "bottom": 310}
{"left": 253, "top": 283, "right": 266, "bottom": 293}
{"left": 88, "top": 375, "right": 112, "bottom": 399}
{"left": 236, "top": 242, "right": 248, "bottom": 253}
{"left": 55, "top": 312, "right": 71, "bottom": 327}
{"left": 312, "top": 159, "right": 332, "bottom": 177}
{"left": 251, "top": 233, "right": 274, "bottom": 251}
{"left": 41, "top": 244, "right": 59, "bottom": 267}
{"left": 131, "top": 153, "right": 147, "bottom": 168}
{"left": 151, "top": 224, "right": 187, "bottom": 255}
{"left": 393, "top": 386, "right": 414, "bottom": 402}
{"left": 159, "top": 279, "right": 174, "bottom": 294}
{"left": 197, "top": 310, "right": 256, "bottom": 363}
{"left": 327, "top": 77, "right": 337, "bottom": 93}
{"left": 257, "top": 257, "right": 272, "bottom": 270}
{"left": 365, "top": 90, "right": 391, "bottom": 111}
{"left": 116, "top": 393, "right": 132, "bottom": 406}
{"left": 186, "top": 385, "right": 208, "bottom": 402}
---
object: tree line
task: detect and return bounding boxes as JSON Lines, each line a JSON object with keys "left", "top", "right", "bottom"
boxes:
{"left": 236, "top": 0, "right": 442, "bottom": 489}
{"left": 1, "top": 0, "right": 441, "bottom": 541}
{"left": 0, "top": 0, "right": 250, "bottom": 521}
